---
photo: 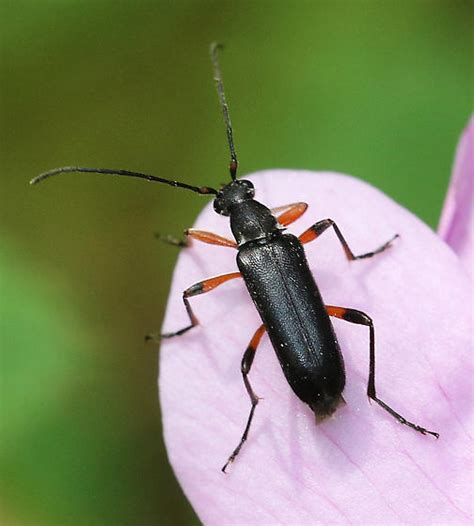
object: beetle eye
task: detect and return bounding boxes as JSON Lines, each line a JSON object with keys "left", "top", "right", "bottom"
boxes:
{"left": 240, "top": 180, "right": 255, "bottom": 198}
{"left": 213, "top": 198, "right": 230, "bottom": 216}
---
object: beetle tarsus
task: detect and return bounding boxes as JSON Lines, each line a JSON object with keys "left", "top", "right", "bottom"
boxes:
{"left": 154, "top": 232, "right": 189, "bottom": 248}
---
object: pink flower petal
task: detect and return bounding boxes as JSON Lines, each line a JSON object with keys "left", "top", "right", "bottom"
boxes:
{"left": 160, "top": 170, "right": 472, "bottom": 525}
{"left": 438, "top": 116, "right": 474, "bottom": 276}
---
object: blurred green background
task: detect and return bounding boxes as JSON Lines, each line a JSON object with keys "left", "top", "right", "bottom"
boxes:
{"left": 0, "top": 1, "right": 472, "bottom": 525}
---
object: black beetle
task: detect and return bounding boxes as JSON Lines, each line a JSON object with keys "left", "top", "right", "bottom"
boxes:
{"left": 30, "top": 43, "right": 439, "bottom": 472}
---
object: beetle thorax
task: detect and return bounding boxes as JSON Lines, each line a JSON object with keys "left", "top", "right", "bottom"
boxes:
{"left": 213, "top": 179, "right": 281, "bottom": 246}
{"left": 230, "top": 200, "right": 282, "bottom": 246}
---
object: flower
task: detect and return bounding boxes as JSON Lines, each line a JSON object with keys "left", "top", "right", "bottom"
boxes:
{"left": 160, "top": 119, "right": 473, "bottom": 525}
{"left": 438, "top": 116, "right": 473, "bottom": 278}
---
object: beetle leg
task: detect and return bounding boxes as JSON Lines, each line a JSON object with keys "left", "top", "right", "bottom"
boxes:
{"left": 299, "top": 218, "right": 398, "bottom": 261}
{"left": 271, "top": 202, "right": 309, "bottom": 227}
{"left": 185, "top": 229, "right": 237, "bottom": 248}
{"left": 146, "top": 271, "right": 242, "bottom": 341}
{"left": 155, "top": 229, "right": 237, "bottom": 249}
{"left": 154, "top": 232, "right": 190, "bottom": 248}
{"left": 326, "top": 305, "right": 439, "bottom": 438}
{"left": 222, "top": 324, "right": 266, "bottom": 473}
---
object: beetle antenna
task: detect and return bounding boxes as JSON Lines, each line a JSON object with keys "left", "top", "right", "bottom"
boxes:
{"left": 210, "top": 42, "right": 238, "bottom": 181}
{"left": 29, "top": 166, "right": 218, "bottom": 195}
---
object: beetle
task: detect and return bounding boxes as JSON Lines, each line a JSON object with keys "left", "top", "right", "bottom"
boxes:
{"left": 31, "top": 43, "right": 439, "bottom": 472}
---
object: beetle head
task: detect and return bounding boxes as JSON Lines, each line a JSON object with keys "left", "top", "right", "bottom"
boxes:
{"left": 213, "top": 179, "right": 255, "bottom": 216}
